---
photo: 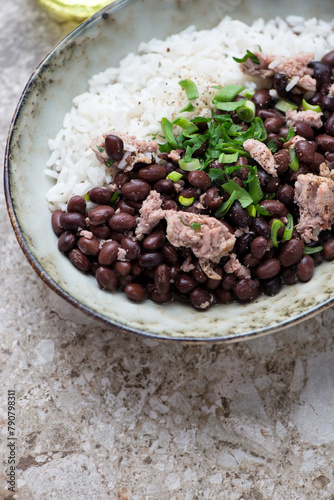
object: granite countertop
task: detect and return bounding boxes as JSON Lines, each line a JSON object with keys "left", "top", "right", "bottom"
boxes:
{"left": 1, "top": 1, "right": 334, "bottom": 499}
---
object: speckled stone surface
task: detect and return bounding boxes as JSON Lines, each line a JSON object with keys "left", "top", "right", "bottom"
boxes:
{"left": 1, "top": 1, "right": 334, "bottom": 499}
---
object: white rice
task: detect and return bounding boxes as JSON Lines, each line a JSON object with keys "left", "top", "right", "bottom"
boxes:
{"left": 45, "top": 15, "right": 334, "bottom": 211}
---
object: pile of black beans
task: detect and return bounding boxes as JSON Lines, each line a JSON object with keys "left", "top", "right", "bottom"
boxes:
{"left": 51, "top": 50, "right": 334, "bottom": 310}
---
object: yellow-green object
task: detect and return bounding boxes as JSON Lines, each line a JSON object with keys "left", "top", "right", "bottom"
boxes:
{"left": 35, "top": 0, "right": 115, "bottom": 22}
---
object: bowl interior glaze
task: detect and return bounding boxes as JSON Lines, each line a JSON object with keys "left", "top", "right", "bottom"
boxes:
{"left": 5, "top": 0, "right": 334, "bottom": 342}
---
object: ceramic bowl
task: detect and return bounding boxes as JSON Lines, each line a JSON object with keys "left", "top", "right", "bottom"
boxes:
{"left": 4, "top": 0, "right": 334, "bottom": 342}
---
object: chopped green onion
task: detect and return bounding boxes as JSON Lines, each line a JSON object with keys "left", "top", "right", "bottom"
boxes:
{"left": 242, "top": 89, "right": 255, "bottom": 99}
{"left": 105, "top": 158, "right": 115, "bottom": 168}
{"left": 179, "top": 216, "right": 201, "bottom": 231}
{"left": 213, "top": 99, "right": 247, "bottom": 112}
{"left": 236, "top": 100, "right": 256, "bottom": 123}
{"left": 288, "top": 146, "right": 299, "bottom": 172}
{"left": 282, "top": 213, "right": 294, "bottom": 241}
{"left": 215, "top": 191, "right": 237, "bottom": 218}
{"left": 247, "top": 204, "right": 257, "bottom": 217}
{"left": 180, "top": 102, "right": 195, "bottom": 113}
{"left": 97, "top": 145, "right": 104, "bottom": 153}
{"left": 304, "top": 245, "right": 323, "bottom": 255}
{"left": 83, "top": 193, "right": 90, "bottom": 201}
{"left": 233, "top": 50, "right": 260, "bottom": 65}
{"left": 109, "top": 192, "right": 119, "bottom": 206}
{"left": 172, "top": 117, "right": 198, "bottom": 134}
{"left": 255, "top": 204, "right": 270, "bottom": 217}
{"left": 161, "top": 117, "right": 179, "bottom": 149}
{"left": 179, "top": 79, "right": 199, "bottom": 100}
{"left": 179, "top": 195, "right": 194, "bottom": 206}
{"left": 222, "top": 180, "right": 253, "bottom": 208}
{"left": 212, "top": 84, "right": 246, "bottom": 103}
{"left": 218, "top": 152, "right": 239, "bottom": 164}
{"left": 178, "top": 158, "right": 202, "bottom": 171}
{"left": 275, "top": 99, "right": 298, "bottom": 113}
{"left": 302, "top": 99, "right": 322, "bottom": 113}
{"left": 284, "top": 126, "right": 296, "bottom": 143}
{"left": 271, "top": 219, "right": 284, "bottom": 247}
{"left": 167, "top": 171, "right": 183, "bottom": 182}
{"left": 247, "top": 166, "right": 263, "bottom": 205}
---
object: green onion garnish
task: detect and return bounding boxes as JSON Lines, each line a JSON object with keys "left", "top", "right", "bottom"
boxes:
{"left": 172, "top": 117, "right": 198, "bottom": 134}
{"left": 247, "top": 166, "right": 263, "bottom": 205}
{"left": 218, "top": 152, "right": 239, "bottom": 164}
{"left": 97, "top": 146, "right": 104, "bottom": 153}
{"left": 233, "top": 50, "right": 260, "bottom": 65}
{"left": 288, "top": 146, "right": 299, "bottom": 172}
{"left": 179, "top": 216, "right": 201, "bottom": 231}
{"left": 304, "top": 245, "right": 323, "bottom": 255}
{"left": 222, "top": 180, "right": 253, "bottom": 208}
{"left": 236, "top": 100, "right": 256, "bottom": 123}
{"left": 284, "top": 126, "right": 296, "bottom": 143}
{"left": 271, "top": 219, "right": 284, "bottom": 247}
{"left": 180, "top": 102, "right": 195, "bottom": 113}
{"left": 179, "top": 195, "right": 194, "bottom": 206}
{"left": 109, "top": 192, "right": 119, "bottom": 206}
{"left": 215, "top": 191, "right": 237, "bottom": 218}
{"left": 105, "top": 158, "right": 115, "bottom": 168}
{"left": 212, "top": 84, "right": 246, "bottom": 103}
{"left": 178, "top": 158, "right": 201, "bottom": 171}
{"left": 282, "top": 213, "right": 294, "bottom": 241}
{"left": 167, "top": 171, "right": 183, "bottom": 182}
{"left": 242, "top": 89, "right": 255, "bottom": 99}
{"left": 179, "top": 79, "right": 199, "bottom": 101}
{"left": 213, "top": 99, "right": 247, "bottom": 112}
{"left": 83, "top": 193, "right": 90, "bottom": 201}
{"left": 246, "top": 204, "right": 257, "bottom": 217}
{"left": 275, "top": 99, "right": 298, "bottom": 113}
{"left": 302, "top": 99, "right": 322, "bottom": 113}
{"left": 161, "top": 117, "right": 179, "bottom": 149}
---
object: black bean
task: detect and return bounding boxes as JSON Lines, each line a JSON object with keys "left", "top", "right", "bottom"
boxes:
{"left": 228, "top": 201, "right": 250, "bottom": 228}
{"left": 124, "top": 283, "right": 146, "bottom": 301}
{"left": 113, "top": 261, "right": 131, "bottom": 276}
{"left": 266, "top": 133, "right": 283, "bottom": 151}
{"left": 114, "top": 171, "right": 131, "bottom": 190}
{"left": 88, "top": 187, "right": 112, "bottom": 205}
{"left": 308, "top": 61, "right": 331, "bottom": 88}
{"left": 294, "top": 121, "right": 314, "bottom": 140}
{"left": 150, "top": 289, "right": 173, "bottom": 304}
{"left": 282, "top": 268, "right": 298, "bottom": 285}
{"left": 297, "top": 255, "right": 314, "bottom": 282}
{"left": 90, "top": 224, "right": 111, "bottom": 239}
{"left": 88, "top": 205, "right": 114, "bottom": 225}
{"left": 250, "top": 217, "right": 271, "bottom": 239}
{"left": 60, "top": 212, "right": 86, "bottom": 232}
{"left": 105, "top": 134, "right": 124, "bottom": 161}
{"left": 96, "top": 266, "right": 118, "bottom": 291}
{"left": 243, "top": 252, "right": 261, "bottom": 268}
{"left": 162, "top": 244, "right": 179, "bottom": 265}
{"left": 324, "top": 114, "right": 334, "bottom": 137}
{"left": 294, "top": 140, "right": 315, "bottom": 164}
{"left": 121, "top": 179, "right": 151, "bottom": 202}
{"left": 68, "top": 249, "right": 91, "bottom": 272}
{"left": 321, "top": 50, "right": 334, "bottom": 67}
{"left": 221, "top": 274, "right": 235, "bottom": 291}
{"left": 98, "top": 240, "right": 120, "bottom": 266}
{"left": 109, "top": 213, "right": 136, "bottom": 232}
{"left": 154, "top": 264, "right": 171, "bottom": 294}
{"left": 215, "top": 289, "right": 232, "bottom": 304}
{"left": 138, "top": 164, "right": 166, "bottom": 183}
{"left": 259, "top": 200, "right": 288, "bottom": 218}
{"left": 235, "top": 233, "right": 254, "bottom": 256}
{"left": 261, "top": 276, "right": 282, "bottom": 296}
{"left": 179, "top": 187, "right": 199, "bottom": 201}
{"left": 163, "top": 200, "right": 178, "bottom": 211}
{"left": 175, "top": 273, "right": 196, "bottom": 293}
{"left": 204, "top": 187, "right": 222, "bottom": 210}
{"left": 315, "top": 134, "right": 334, "bottom": 152}
{"left": 252, "top": 88, "right": 271, "bottom": 108}
{"left": 251, "top": 236, "right": 268, "bottom": 260}
{"left": 58, "top": 231, "right": 76, "bottom": 252}
{"left": 153, "top": 178, "right": 175, "bottom": 194}
{"left": 233, "top": 279, "right": 259, "bottom": 302}
{"left": 274, "top": 149, "right": 290, "bottom": 176}
{"left": 321, "top": 94, "right": 334, "bottom": 112}
{"left": 277, "top": 184, "right": 295, "bottom": 206}
{"left": 188, "top": 170, "right": 211, "bottom": 191}
{"left": 310, "top": 152, "right": 325, "bottom": 174}
{"left": 189, "top": 287, "right": 213, "bottom": 310}
{"left": 273, "top": 73, "right": 289, "bottom": 98}
{"left": 51, "top": 210, "right": 64, "bottom": 236}
{"left": 264, "top": 116, "right": 283, "bottom": 134}
{"left": 257, "top": 258, "right": 281, "bottom": 279}
{"left": 205, "top": 267, "right": 223, "bottom": 291}
{"left": 324, "top": 238, "right": 334, "bottom": 260}
{"left": 279, "top": 239, "right": 304, "bottom": 267}
{"left": 139, "top": 252, "right": 163, "bottom": 268}
{"left": 121, "top": 237, "right": 141, "bottom": 260}
{"left": 264, "top": 175, "right": 280, "bottom": 194}
{"left": 78, "top": 236, "right": 100, "bottom": 256}
{"left": 117, "top": 200, "right": 136, "bottom": 216}
{"left": 67, "top": 195, "right": 86, "bottom": 215}
{"left": 143, "top": 231, "right": 165, "bottom": 251}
